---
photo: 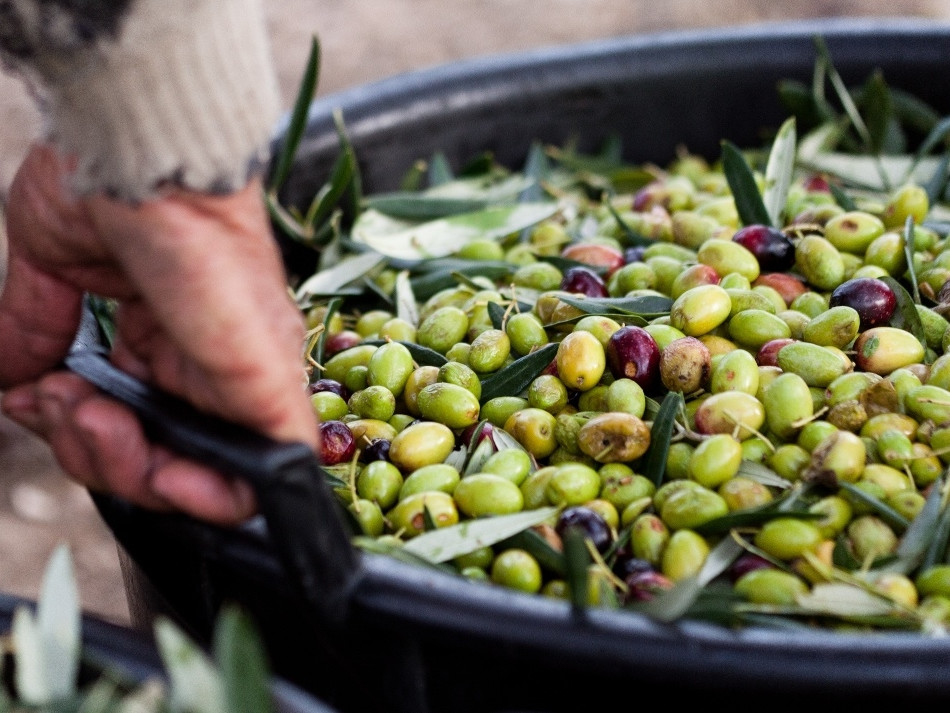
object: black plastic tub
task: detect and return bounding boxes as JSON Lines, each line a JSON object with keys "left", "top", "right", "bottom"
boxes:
{"left": 0, "top": 592, "right": 337, "bottom": 713}
{"left": 92, "top": 17, "right": 950, "bottom": 713}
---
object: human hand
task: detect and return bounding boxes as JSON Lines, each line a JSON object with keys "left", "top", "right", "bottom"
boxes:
{"left": 0, "top": 144, "right": 319, "bottom": 525}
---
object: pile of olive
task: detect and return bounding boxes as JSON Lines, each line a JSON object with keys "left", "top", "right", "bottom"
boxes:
{"left": 303, "top": 148, "right": 950, "bottom": 631}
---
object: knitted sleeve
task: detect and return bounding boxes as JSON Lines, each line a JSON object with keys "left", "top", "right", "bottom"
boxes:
{"left": 0, "top": 0, "right": 281, "bottom": 201}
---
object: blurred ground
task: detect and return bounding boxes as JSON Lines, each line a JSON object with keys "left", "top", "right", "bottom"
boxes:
{"left": 0, "top": 0, "right": 947, "bottom": 627}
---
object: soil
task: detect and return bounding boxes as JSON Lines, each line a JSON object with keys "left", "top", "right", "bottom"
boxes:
{"left": 0, "top": 0, "right": 946, "bottom": 629}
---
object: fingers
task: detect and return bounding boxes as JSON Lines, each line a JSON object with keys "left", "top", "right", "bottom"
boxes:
{"left": 1, "top": 372, "right": 257, "bottom": 526}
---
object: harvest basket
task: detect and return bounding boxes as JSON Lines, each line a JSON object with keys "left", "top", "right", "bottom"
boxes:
{"left": 89, "top": 17, "right": 950, "bottom": 713}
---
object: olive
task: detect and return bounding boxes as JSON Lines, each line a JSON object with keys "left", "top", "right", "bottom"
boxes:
{"left": 828, "top": 277, "right": 897, "bottom": 331}
{"left": 555, "top": 506, "right": 613, "bottom": 553}
{"left": 560, "top": 265, "right": 609, "bottom": 297}
{"left": 731, "top": 224, "right": 795, "bottom": 272}
{"left": 605, "top": 325, "right": 661, "bottom": 391}
{"left": 318, "top": 420, "right": 356, "bottom": 465}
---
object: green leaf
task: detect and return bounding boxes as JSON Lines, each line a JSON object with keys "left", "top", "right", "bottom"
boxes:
{"left": 881, "top": 276, "right": 927, "bottom": 347}
{"left": 641, "top": 391, "right": 683, "bottom": 488}
{"left": 499, "top": 527, "right": 565, "bottom": 576}
{"left": 428, "top": 152, "right": 454, "bottom": 186}
{"left": 552, "top": 294, "right": 673, "bottom": 319}
{"left": 923, "top": 498, "right": 950, "bottom": 571}
{"left": 862, "top": 69, "right": 893, "bottom": 156}
{"left": 408, "top": 262, "right": 516, "bottom": 301}
{"left": 215, "top": 606, "right": 273, "bottom": 713}
{"left": 838, "top": 482, "right": 910, "bottom": 532}
{"left": 796, "top": 582, "right": 901, "bottom": 619}
{"left": 269, "top": 36, "right": 320, "bottom": 192}
{"left": 487, "top": 301, "right": 507, "bottom": 330}
{"left": 562, "top": 528, "right": 591, "bottom": 612}
{"left": 155, "top": 615, "right": 226, "bottom": 713}
{"left": 519, "top": 141, "right": 550, "bottom": 204}
{"left": 721, "top": 140, "right": 771, "bottom": 227}
{"left": 12, "top": 547, "right": 81, "bottom": 706}
{"left": 479, "top": 343, "right": 558, "bottom": 404}
{"left": 351, "top": 203, "right": 558, "bottom": 261}
{"left": 736, "top": 460, "right": 793, "bottom": 489}
{"left": 903, "top": 217, "right": 921, "bottom": 305}
{"left": 311, "top": 296, "right": 342, "bottom": 367}
{"left": 925, "top": 152, "right": 950, "bottom": 209}
{"left": 295, "top": 251, "right": 386, "bottom": 301}
{"left": 362, "top": 340, "right": 447, "bottom": 367}
{"left": 762, "top": 116, "right": 797, "bottom": 228}
{"left": 887, "top": 475, "right": 946, "bottom": 575}
{"left": 363, "top": 175, "right": 536, "bottom": 220}
{"left": 829, "top": 182, "right": 857, "bottom": 211}
{"left": 402, "top": 507, "right": 558, "bottom": 563}
{"left": 394, "top": 270, "right": 419, "bottom": 327}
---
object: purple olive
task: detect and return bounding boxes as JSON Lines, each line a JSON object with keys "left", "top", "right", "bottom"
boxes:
{"left": 727, "top": 553, "right": 773, "bottom": 583}
{"left": 318, "top": 420, "right": 356, "bottom": 465}
{"left": 605, "top": 325, "right": 661, "bottom": 392}
{"left": 361, "top": 438, "right": 391, "bottom": 463}
{"left": 732, "top": 224, "right": 795, "bottom": 272}
{"left": 828, "top": 277, "right": 897, "bottom": 331}
{"left": 560, "top": 266, "right": 609, "bottom": 298}
{"left": 623, "top": 570, "right": 673, "bottom": 602}
{"left": 555, "top": 505, "right": 613, "bottom": 552}
{"left": 308, "top": 378, "right": 349, "bottom": 400}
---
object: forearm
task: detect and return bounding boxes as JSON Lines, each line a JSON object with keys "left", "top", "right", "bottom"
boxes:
{"left": 0, "top": 0, "right": 281, "bottom": 201}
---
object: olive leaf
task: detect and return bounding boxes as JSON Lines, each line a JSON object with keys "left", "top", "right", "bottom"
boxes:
{"left": 295, "top": 251, "right": 386, "bottom": 302}
{"left": 215, "top": 607, "right": 273, "bottom": 713}
{"left": 499, "top": 527, "right": 564, "bottom": 576}
{"left": 155, "top": 616, "right": 226, "bottom": 713}
{"left": 268, "top": 35, "right": 320, "bottom": 193}
{"left": 487, "top": 301, "right": 507, "bottom": 330}
{"left": 409, "top": 262, "right": 515, "bottom": 301}
{"left": 829, "top": 181, "right": 857, "bottom": 211}
{"left": 736, "top": 460, "right": 793, "bottom": 490}
{"left": 921, "top": 498, "right": 950, "bottom": 572}
{"left": 311, "top": 296, "right": 342, "bottom": 367}
{"left": 795, "top": 582, "right": 903, "bottom": 619}
{"left": 881, "top": 275, "right": 927, "bottom": 346}
{"left": 401, "top": 507, "right": 558, "bottom": 563}
{"left": 886, "top": 475, "right": 946, "bottom": 575}
{"left": 762, "top": 116, "right": 797, "bottom": 228}
{"left": 394, "top": 270, "right": 419, "bottom": 327}
{"left": 13, "top": 545, "right": 80, "bottom": 705}
{"left": 721, "top": 140, "right": 772, "bottom": 228}
{"left": 519, "top": 140, "right": 551, "bottom": 205}
{"left": 562, "top": 527, "right": 591, "bottom": 612}
{"left": 428, "top": 151, "right": 454, "bottom": 186}
{"left": 862, "top": 69, "right": 894, "bottom": 156}
{"left": 362, "top": 339, "right": 447, "bottom": 367}
{"left": 351, "top": 203, "right": 558, "bottom": 261}
{"left": 837, "top": 482, "right": 910, "bottom": 532}
{"left": 641, "top": 391, "right": 683, "bottom": 488}
{"left": 363, "top": 174, "right": 535, "bottom": 220}
{"left": 925, "top": 152, "right": 950, "bottom": 208}
{"left": 903, "top": 216, "right": 921, "bottom": 305}
{"left": 479, "top": 343, "right": 558, "bottom": 404}
{"left": 553, "top": 294, "right": 672, "bottom": 319}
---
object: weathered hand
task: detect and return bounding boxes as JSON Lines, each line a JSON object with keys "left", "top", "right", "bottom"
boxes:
{"left": 0, "top": 144, "right": 318, "bottom": 525}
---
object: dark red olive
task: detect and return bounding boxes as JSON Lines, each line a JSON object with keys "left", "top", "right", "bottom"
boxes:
{"left": 308, "top": 377, "right": 349, "bottom": 400}
{"left": 560, "top": 266, "right": 609, "bottom": 298}
{"left": 756, "top": 337, "right": 797, "bottom": 367}
{"left": 623, "top": 570, "right": 673, "bottom": 602}
{"left": 731, "top": 224, "right": 795, "bottom": 272}
{"left": 828, "top": 277, "right": 897, "bottom": 331}
{"left": 318, "top": 420, "right": 356, "bottom": 465}
{"left": 555, "top": 506, "right": 612, "bottom": 553}
{"left": 727, "top": 553, "right": 774, "bottom": 583}
{"left": 323, "top": 330, "right": 363, "bottom": 357}
{"left": 605, "top": 325, "right": 661, "bottom": 392}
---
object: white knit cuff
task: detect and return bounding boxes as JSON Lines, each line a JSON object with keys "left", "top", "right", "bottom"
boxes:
{"left": 43, "top": 0, "right": 281, "bottom": 201}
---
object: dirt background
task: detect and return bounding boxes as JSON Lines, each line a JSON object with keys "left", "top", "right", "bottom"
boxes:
{"left": 0, "top": 0, "right": 948, "bottom": 628}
